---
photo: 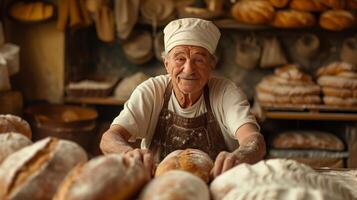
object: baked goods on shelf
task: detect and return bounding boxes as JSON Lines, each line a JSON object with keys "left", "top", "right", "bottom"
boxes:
{"left": 269, "top": 0, "right": 290, "bottom": 8}
{"left": 0, "top": 132, "right": 32, "bottom": 164}
{"left": 0, "top": 137, "right": 87, "bottom": 200}
{"left": 231, "top": 0, "right": 275, "bottom": 25}
{"left": 289, "top": 0, "right": 327, "bottom": 12}
{"left": 0, "top": 114, "right": 32, "bottom": 139}
{"left": 155, "top": 149, "right": 213, "bottom": 183}
{"left": 54, "top": 154, "right": 150, "bottom": 200}
{"left": 140, "top": 170, "right": 209, "bottom": 200}
{"left": 210, "top": 159, "right": 355, "bottom": 200}
{"left": 319, "top": 10, "right": 355, "bottom": 31}
{"left": 320, "top": 0, "right": 346, "bottom": 9}
{"left": 271, "top": 10, "right": 316, "bottom": 28}
{"left": 316, "top": 61, "right": 356, "bottom": 77}
{"left": 8, "top": 1, "right": 54, "bottom": 23}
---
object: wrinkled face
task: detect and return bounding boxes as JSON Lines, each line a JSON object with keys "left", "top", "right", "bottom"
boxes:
{"left": 164, "top": 45, "right": 216, "bottom": 95}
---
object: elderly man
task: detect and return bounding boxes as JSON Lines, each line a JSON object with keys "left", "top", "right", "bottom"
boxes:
{"left": 100, "top": 18, "right": 266, "bottom": 177}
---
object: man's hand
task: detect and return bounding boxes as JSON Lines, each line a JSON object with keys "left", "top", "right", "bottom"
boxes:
{"left": 211, "top": 151, "right": 241, "bottom": 178}
{"left": 125, "top": 148, "right": 155, "bottom": 176}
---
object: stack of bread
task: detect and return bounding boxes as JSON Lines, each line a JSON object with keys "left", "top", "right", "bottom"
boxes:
{"left": 268, "top": 130, "right": 346, "bottom": 168}
{"left": 256, "top": 64, "right": 321, "bottom": 105}
{"left": 230, "top": 0, "right": 356, "bottom": 30}
{"left": 316, "top": 61, "right": 357, "bottom": 107}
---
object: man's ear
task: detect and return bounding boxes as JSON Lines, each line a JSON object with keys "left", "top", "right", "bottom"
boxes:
{"left": 163, "top": 57, "right": 170, "bottom": 73}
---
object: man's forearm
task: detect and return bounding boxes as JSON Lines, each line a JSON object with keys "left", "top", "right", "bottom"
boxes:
{"left": 233, "top": 133, "right": 266, "bottom": 164}
{"left": 100, "top": 128, "right": 134, "bottom": 154}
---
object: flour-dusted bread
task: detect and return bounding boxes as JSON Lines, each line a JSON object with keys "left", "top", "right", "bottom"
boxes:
{"left": 210, "top": 159, "right": 354, "bottom": 200}
{"left": 140, "top": 170, "right": 209, "bottom": 200}
{"left": 316, "top": 62, "right": 356, "bottom": 77}
{"left": 155, "top": 149, "right": 213, "bottom": 183}
{"left": 271, "top": 130, "right": 345, "bottom": 151}
{"left": 54, "top": 154, "right": 150, "bottom": 200}
{"left": 319, "top": 10, "right": 355, "bottom": 31}
{"left": 231, "top": 0, "right": 275, "bottom": 25}
{"left": 0, "top": 137, "right": 87, "bottom": 200}
{"left": 289, "top": 0, "right": 327, "bottom": 12}
{"left": 0, "top": 114, "right": 32, "bottom": 139}
{"left": 271, "top": 10, "right": 316, "bottom": 28}
{"left": 0, "top": 132, "right": 32, "bottom": 164}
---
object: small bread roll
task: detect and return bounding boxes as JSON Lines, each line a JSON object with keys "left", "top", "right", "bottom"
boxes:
{"left": 0, "top": 114, "right": 32, "bottom": 139}
{"left": 0, "top": 132, "right": 32, "bottom": 164}
{"left": 290, "top": 0, "right": 327, "bottom": 12}
{"left": 271, "top": 10, "right": 316, "bottom": 28}
{"left": 320, "top": 0, "right": 346, "bottom": 9}
{"left": 322, "top": 86, "right": 357, "bottom": 98}
{"left": 319, "top": 10, "right": 355, "bottom": 31}
{"left": 0, "top": 137, "right": 87, "bottom": 200}
{"left": 316, "top": 61, "right": 356, "bottom": 77}
{"left": 140, "top": 170, "right": 209, "bottom": 200}
{"left": 155, "top": 149, "right": 213, "bottom": 183}
{"left": 231, "top": 0, "right": 275, "bottom": 25}
{"left": 54, "top": 154, "right": 150, "bottom": 200}
{"left": 269, "top": 0, "right": 290, "bottom": 8}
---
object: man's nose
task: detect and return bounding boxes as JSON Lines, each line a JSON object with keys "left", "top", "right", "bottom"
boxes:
{"left": 182, "top": 59, "right": 194, "bottom": 73}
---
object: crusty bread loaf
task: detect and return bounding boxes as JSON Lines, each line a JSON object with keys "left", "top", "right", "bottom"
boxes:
{"left": 289, "top": 0, "right": 327, "bottom": 12}
{"left": 0, "top": 114, "right": 32, "bottom": 139}
{"left": 271, "top": 130, "right": 345, "bottom": 151}
{"left": 317, "top": 75, "right": 357, "bottom": 89}
{"left": 231, "top": 0, "right": 275, "bottom": 25}
{"left": 140, "top": 170, "right": 209, "bottom": 200}
{"left": 320, "top": 0, "right": 346, "bottom": 9}
{"left": 316, "top": 61, "right": 356, "bottom": 77}
{"left": 271, "top": 10, "right": 316, "bottom": 28}
{"left": 155, "top": 149, "right": 213, "bottom": 183}
{"left": 269, "top": 0, "right": 290, "bottom": 8}
{"left": 322, "top": 86, "right": 357, "bottom": 98}
{"left": 0, "top": 132, "right": 32, "bottom": 164}
{"left": 323, "top": 96, "right": 357, "bottom": 106}
{"left": 319, "top": 10, "right": 355, "bottom": 31}
{"left": 210, "top": 159, "right": 354, "bottom": 200}
{"left": 0, "top": 137, "right": 87, "bottom": 200}
{"left": 54, "top": 154, "right": 150, "bottom": 200}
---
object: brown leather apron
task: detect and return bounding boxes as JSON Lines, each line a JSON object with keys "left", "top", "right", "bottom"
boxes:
{"left": 149, "top": 81, "right": 228, "bottom": 162}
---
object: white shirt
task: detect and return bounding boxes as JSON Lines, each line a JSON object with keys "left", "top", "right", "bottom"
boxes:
{"left": 112, "top": 74, "right": 259, "bottom": 151}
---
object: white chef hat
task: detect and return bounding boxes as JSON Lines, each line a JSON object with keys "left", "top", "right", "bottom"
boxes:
{"left": 163, "top": 18, "right": 221, "bottom": 54}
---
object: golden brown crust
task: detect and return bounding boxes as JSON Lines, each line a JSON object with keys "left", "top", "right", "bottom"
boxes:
{"left": 320, "top": 0, "right": 346, "bottom": 9}
{"left": 319, "top": 10, "right": 355, "bottom": 31}
{"left": 269, "top": 0, "right": 290, "bottom": 8}
{"left": 155, "top": 149, "right": 213, "bottom": 183}
{"left": 231, "top": 0, "right": 275, "bottom": 25}
{"left": 271, "top": 10, "right": 316, "bottom": 28}
{"left": 289, "top": 0, "right": 327, "bottom": 12}
{"left": 0, "top": 115, "right": 32, "bottom": 139}
{"left": 0, "top": 133, "right": 32, "bottom": 164}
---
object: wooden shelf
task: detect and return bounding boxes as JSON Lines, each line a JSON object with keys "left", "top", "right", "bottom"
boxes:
{"left": 64, "top": 96, "right": 127, "bottom": 106}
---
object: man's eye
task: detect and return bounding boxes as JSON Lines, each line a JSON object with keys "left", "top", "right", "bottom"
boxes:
{"left": 175, "top": 57, "right": 186, "bottom": 62}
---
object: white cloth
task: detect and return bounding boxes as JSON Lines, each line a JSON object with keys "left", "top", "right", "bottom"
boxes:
{"left": 112, "top": 75, "right": 259, "bottom": 151}
{"left": 164, "top": 18, "right": 220, "bottom": 54}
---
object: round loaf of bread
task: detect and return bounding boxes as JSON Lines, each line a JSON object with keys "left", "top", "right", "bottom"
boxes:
{"left": 322, "top": 86, "right": 357, "bottom": 98}
{"left": 54, "top": 154, "right": 150, "bottom": 200}
{"left": 323, "top": 96, "right": 357, "bottom": 106}
{"left": 0, "top": 132, "right": 32, "bottom": 164}
{"left": 271, "top": 10, "right": 316, "bottom": 28}
{"left": 317, "top": 75, "right": 357, "bottom": 89}
{"left": 0, "top": 114, "right": 32, "bottom": 139}
{"left": 271, "top": 130, "right": 345, "bottom": 151}
{"left": 140, "top": 170, "right": 209, "bottom": 200}
{"left": 155, "top": 149, "right": 213, "bottom": 183}
{"left": 316, "top": 61, "right": 356, "bottom": 77}
{"left": 320, "top": 0, "right": 346, "bottom": 9}
{"left": 319, "top": 10, "right": 355, "bottom": 31}
{"left": 231, "top": 0, "right": 275, "bottom": 25}
{"left": 210, "top": 159, "right": 354, "bottom": 200}
{"left": 289, "top": 0, "right": 327, "bottom": 12}
{"left": 269, "top": 0, "right": 290, "bottom": 8}
{"left": 0, "top": 137, "right": 87, "bottom": 200}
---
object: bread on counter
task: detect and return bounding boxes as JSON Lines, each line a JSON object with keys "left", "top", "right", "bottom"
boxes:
{"left": 155, "top": 149, "right": 213, "bottom": 183}
{"left": 54, "top": 154, "right": 150, "bottom": 200}
{"left": 0, "top": 114, "right": 32, "bottom": 139}
{"left": 319, "top": 10, "right": 355, "bottom": 31}
{"left": 0, "top": 137, "right": 87, "bottom": 200}
{"left": 231, "top": 0, "right": 275, "bottom": 25}
{"left": 271, "top": 10, "right": 316, "bottom": 28}
{"left": 0, "top": 132, "right": 32, "bottom": 164}
{"left": 289, "top": 0, "right": 327, "bottom": 12}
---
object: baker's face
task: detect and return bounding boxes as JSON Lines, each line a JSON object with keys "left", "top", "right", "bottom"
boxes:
{"left": 164, "top": 45, "right": 216, "bottom": 95}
